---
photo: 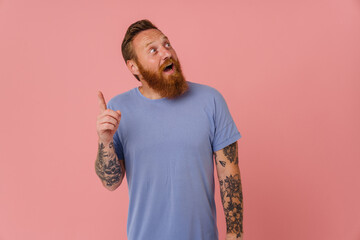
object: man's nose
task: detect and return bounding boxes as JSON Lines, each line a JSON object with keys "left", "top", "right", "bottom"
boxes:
{"left": 159, "top": 45, "right": 172, "bottom": 60}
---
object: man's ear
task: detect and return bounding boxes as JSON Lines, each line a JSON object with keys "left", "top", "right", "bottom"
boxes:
{"left": 126, "top": 59, "right": 140, "bottom": 76}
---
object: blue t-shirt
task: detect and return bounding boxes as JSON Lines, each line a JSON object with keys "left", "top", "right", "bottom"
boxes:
{"left": 107, "top": 81, "right": 242, "bottom": 240}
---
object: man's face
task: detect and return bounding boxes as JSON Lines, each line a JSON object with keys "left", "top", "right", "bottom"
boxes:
{"left": 131, "top": 29, "right": 188, "bottom": 99}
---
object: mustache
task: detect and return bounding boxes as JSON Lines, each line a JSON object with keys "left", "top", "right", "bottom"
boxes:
{"left": 160, "top": 58, "right": 175, "bottom": 71}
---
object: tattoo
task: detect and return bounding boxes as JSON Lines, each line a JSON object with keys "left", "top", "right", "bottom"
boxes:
{"left": 219, "top": 174, "right": 243, "bottom": 237}
{"left": 214, "top": 152, "right": 227, "bottom": 167}
{"left": 214, "top": 141, "right": 238, "bottom": 168}
{"left": 95, "top": 142, "right": 122, "bottom": 187}
{"left": 223, "top": 142, "right": 238, "bottom": 165}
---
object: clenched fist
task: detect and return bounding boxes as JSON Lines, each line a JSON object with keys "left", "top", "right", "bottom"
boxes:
{"left": 96, "top": 91, "right": 121, "bottom": 144}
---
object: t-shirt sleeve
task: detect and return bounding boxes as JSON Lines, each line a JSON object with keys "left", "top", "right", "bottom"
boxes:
{"left": 211, "top": 89, "right": 242, "bottom": 152}
{"left": 106, "top": 101, "right": 125, "bottom": 160}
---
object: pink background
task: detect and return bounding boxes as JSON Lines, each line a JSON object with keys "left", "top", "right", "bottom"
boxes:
{"left": 1, "top": 0, "right": 359, "bottom": 239}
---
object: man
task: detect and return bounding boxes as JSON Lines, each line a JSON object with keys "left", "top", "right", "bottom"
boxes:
{"left": 95, "top": 19, "right": 243, "bottom": 240}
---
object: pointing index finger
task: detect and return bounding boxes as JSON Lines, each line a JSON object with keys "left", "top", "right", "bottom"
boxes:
{"left": 97, "top": 90, "right": 107, "bottom": 112}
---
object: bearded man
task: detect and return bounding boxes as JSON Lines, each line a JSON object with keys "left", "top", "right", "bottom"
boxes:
{"left": 95, "top": 19, "right": 244, "bottom": 240}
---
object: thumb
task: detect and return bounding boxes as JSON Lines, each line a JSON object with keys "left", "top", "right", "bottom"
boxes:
{"left": 116, "top": 110, "right": 121, "bottom": 117}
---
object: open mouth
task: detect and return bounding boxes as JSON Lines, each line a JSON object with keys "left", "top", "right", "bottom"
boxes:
{"left": 163, "top": 63, "right": 174, "bottom": 72}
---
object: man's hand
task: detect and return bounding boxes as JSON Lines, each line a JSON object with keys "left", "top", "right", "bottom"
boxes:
{"left": 96, "top": 90, "right": 121, "bottom": 144}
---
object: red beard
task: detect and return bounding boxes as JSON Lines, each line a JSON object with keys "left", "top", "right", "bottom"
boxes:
{"left": 135, "top": 57, "right": 189, "bottom": 99}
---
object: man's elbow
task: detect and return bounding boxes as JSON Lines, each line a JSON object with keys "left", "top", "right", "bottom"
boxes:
{"left": 105, "top": 182, "right": 121, "bottom": 191}
{"left": 102, "top": 178, "right": 123, "bottom": 191}
{"left": 95, "top": 171, "right": 125, "bottom": 191}
{"left": 96, "top": 161, "right": 126, "bottom": 191}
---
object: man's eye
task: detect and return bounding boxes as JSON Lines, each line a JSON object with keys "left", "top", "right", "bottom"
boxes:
{"left": 165, "top": 43, "right": 171, "bottom": 47}
{"left": 150, "top": 48, "right": 156, "bottom": 53}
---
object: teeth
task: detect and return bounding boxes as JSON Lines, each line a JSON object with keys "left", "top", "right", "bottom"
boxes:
{"left": 162, "top": 62, "right": 174, "bottom": 72}
{"left": 164, "top": 63, "right": 172, "bottom": 71}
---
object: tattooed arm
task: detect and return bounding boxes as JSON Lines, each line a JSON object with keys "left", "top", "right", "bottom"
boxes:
{"left": 214, "top": 141, "right": 243, "bottom": 240}
{"left": 95, "top": 140, "right": 125, "bottom": 191}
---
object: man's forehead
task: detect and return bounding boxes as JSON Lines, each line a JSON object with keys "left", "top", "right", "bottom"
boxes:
{"left": 134, "top": 29, "right": 168, "bottom": 47}
{"left": 144, "top": 35, "right": 169, "bottom": 47}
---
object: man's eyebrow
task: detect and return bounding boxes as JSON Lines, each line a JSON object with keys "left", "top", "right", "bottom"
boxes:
{"left": 145, "top": 36, "right": 169, "bottom": 48}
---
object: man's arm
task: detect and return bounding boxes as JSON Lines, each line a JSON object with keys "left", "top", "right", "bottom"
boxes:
{"left": 95, "top": 139, "right": 125, "bottom": 191}
{"left": 214, "top": 141, "right": 243, "bottom": 240}
{"left": 95, "top": 90, "right": 125, "bottom": 191}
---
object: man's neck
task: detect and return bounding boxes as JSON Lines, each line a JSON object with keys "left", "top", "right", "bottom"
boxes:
{"left": 138, "top": 83, "right": 163, "bottom": 100}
